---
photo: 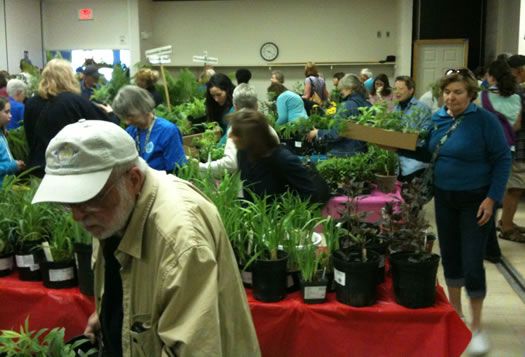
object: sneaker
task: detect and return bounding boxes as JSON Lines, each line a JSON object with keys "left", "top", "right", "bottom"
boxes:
{"left": 466, "top": 330, "right": 490, "bottom": 355}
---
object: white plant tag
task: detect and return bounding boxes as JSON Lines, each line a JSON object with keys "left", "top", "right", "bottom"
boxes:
{"left": 334, "top": 268, "right": 345, "bottom": 286}
{"left": 0, "top": 256, "right": 13, "bottom": 270}
{"left": 295, "top": 141, "right": 302, "bottom": 148}
{"left": 379, "top": 255, "right": 385, "bottom": 268}
{"left": 287, "top": 275, "right": 294, "bottom": 288}
{"left": 242, "top": 271, "right": 252, "bottom": 285}
{"left": 29, "top": 264, "right": 40, "bottom": 271}
{"left": 42, "top": 242, "right": 54, "bottom": 262}
{"left": 49, "top": 267, "right": 74, "bottom": 282}
{"left": 16, "top": 254, "right": 34, "bottom": 268}
{"left": 304, "top": 285, "right": 327, "bottom": 300}
{"left": 75, "top": 254, "right": 79, "bottom": 270}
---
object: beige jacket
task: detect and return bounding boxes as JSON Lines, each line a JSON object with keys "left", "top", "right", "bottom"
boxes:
{"left": 93, "top": 168, "right": 260, "bottom": 357}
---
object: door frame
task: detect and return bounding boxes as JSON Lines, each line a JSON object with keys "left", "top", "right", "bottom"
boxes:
{"left": 412, "top": 39, "right": 469, "bottom": 85}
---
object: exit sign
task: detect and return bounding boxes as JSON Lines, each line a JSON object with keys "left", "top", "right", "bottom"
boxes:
{"left": 79, "top": 8, "right": 93, "bottom": 20}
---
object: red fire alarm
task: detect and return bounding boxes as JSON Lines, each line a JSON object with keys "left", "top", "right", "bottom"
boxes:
{"left": 79, "top": 8, "right": 93, "bottom": 20}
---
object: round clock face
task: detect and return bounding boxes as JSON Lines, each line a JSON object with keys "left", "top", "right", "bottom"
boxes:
{"left": 260, "top": 42, "right": 279, "bottom": 62}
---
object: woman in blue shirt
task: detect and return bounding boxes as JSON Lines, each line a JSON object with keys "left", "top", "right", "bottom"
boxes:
{"left": 112, "top": 85, "right": 186, "bottom": 172}
{"left": 0, "top": 97, "right": 24, "bottom": 186}
{"left": 267, "top": 82, "right": 308, "bottom": 126}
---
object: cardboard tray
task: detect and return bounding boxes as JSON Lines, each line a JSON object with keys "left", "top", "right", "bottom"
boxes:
{"left": 343, "top": 122, "right": 419, "bottom": 151}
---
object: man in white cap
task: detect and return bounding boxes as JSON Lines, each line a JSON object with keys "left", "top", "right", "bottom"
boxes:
{"left": 32, "top": 119, "right": 260, "bottom": 357}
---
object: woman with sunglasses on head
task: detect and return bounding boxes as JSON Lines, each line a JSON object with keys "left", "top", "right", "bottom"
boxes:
{"left": 393, "top": 68, "right": 511, "bottom": 355}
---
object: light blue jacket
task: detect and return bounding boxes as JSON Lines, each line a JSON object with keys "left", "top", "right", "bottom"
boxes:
{"left": 0, "top": 133, "right": 18, "bottom": 187}
{"left": 276, "top": 91, "right": 308, "bottom": 125}
{"left": 393, "top": 96, "right": 432, "bottom": 175}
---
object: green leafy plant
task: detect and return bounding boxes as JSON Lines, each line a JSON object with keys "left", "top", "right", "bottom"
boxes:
{"left": 6, "top": 126, "right": 29, "bottom": 162}
{"left": 317, "top": 153, "right": 374, "bottom": 191}
{"left": 296, "top": 242, "right": 327, "bottom": 282}
{"left": 156, "top": 68, "right": 205, "bottom": 107}
{"left": 0, "top": 316, "right": 97, "bottom": 356}
{"left": 154, "top": 97, "right": 206, "bottom": 135}
{"left": 47, "top": 213, "right": 75, "bottom": 262}
{"left": 192, "top": 122, "right": 224, "bottom": 162}
{"left": 369, "top": 145, "right": 399, "bottom": 176}
{"left": 90, "top": 64, "right": 130, "bottom": 104}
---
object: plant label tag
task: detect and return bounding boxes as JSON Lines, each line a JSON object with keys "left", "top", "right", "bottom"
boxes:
{"left": 75, "top": 254, "right": 79, "bottom": 270}
{"left": 379, "top": 255, "right": 385, "bottom": 268}
{"left": 334, "top": 268, "right": 345, "bottom": 286}
{"left": 304, "top": 286, "right": 327, "bottom": 300}
{"left": 42, "top": 242, "right": 54, "bottom": 262}
{"left": 49, "top": 267, "right": 74, "bottom": 282}
{"left": 0, "top": 256, "right": 13, "bottom": 270}
{"left": 15, "top": 254, "right": 34, "bottom": 268}
{"left": 287, "top": 275, "right": 294, "bottom": 288}
{"left": 29, "top": 264, "right": 40, "bottom": 272}
{"left": 295, "top": 141, "right": 302, "bottom": 148}
{"left": 242, "top": 271, "right": 252, "bottom": 285}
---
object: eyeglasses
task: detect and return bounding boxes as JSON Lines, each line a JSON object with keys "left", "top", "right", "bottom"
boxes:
{"left": 63, "top": 178, "right": 120, "bottom": 212}
{"left": 444, "top": 68, "right": 472, "bottom": 77}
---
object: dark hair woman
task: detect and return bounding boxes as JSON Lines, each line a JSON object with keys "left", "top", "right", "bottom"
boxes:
{"left": 229, "top": 109, "right": 315, "bottom": 200}
{"left": 205, "top": 73, "right": 235, "bottom": 133}
{"left": 369, "top": 73, "right": 395, "bottom": 111}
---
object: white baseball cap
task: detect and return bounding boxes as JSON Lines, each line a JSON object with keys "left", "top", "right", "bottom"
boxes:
{"left": 32, "top": 119, "right": 138, "bottom": 204}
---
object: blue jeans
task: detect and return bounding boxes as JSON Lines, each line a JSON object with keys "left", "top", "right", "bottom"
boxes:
{"left": 434, "top": 186, "right": 491, "bottom": 299}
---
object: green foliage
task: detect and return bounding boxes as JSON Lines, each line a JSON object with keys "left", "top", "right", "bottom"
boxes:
{"left": 154, "top": 97, "right": 206, "bottom": 135}
{"left": 90, "top": 64, "right": 130, "bottom": 104}
{"left": 45, "top": 51, "right": 63, "bottom": 62}
{"left": 156, "top": 68, "right": 205, "bottom": 107}
{"left": 19, "top": 61, "right": 41, "bottom": 97}
{"left": 0, "top": 316, "right": 97, "bottom": 356}
{"left": 368, "top": 144, "right": 399, "bottom": 176}
{"left": 352, "top": 102, "right": 428, "bottom": 135}
{"left": 296, "top": 242, "right": 326, "bottom": 282}
{"left": 6, "top": 126, "right": 29, "bottom": 162}
{"left": 192, "top": 122, "right": 224, "bottom": 162}
{"left": 317, "top": 153, "right": 374, "bottom": 190}
{"left": 47, "top": 213, "right": 75, "bottom": 262}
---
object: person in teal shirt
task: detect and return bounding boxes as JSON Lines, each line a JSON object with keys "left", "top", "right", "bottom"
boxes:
{"left": 267, "top": 82, "right": 308, "bottom": 125}
{"left": 0, "top": 97, "right": 24, "bottom": 187}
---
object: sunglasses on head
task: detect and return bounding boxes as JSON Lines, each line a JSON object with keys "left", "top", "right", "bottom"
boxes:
{"left": 444, "top": 68, "right": 471, "bottom": 77}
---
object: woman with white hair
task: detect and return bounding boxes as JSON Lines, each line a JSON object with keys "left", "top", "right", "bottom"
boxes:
{"left": 360, "top": 68, "right": 375, "bottom": 92}
{"left": 306, "top": 74, "right": 369, "bottom": 157}
{"left": 112, "top": 85, "right": 186, "bottom": 173}
{"left": 6, "top": 78, "right": 26, "bottom": 130}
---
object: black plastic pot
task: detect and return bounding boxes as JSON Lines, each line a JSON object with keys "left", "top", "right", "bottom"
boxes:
{"left": 238, "top": 260, "right": 254, "bottom": 289}
{"left": 74, "top": 243, "right": 94, "bottom": 296}
{"left": 15, "top": 241, "right": 44, "bottom": 281}
{"left": 0, "top": 252, "right": 14, "bottom": 277}
{"left": 300, "top": 277, "right": 328, "bottom": 304}
{"left": 332, "top": 250, "right": 379, "bottom": 307}
{"left": 41, "top": 260, "right": 77, "bottom": 289}
{"left": 286, "top": 270, "right": 301, "bottom": 293}
{"left": 252, "top": 251, "right": 288, "bottom": 303}
{"left": 367, "top": 239, "right": 389, "bottom": 284}
{"left": 65, "top": 334, "right": 99, "bottom": 354}
{"left": 390, "top": 252, "right": 440, "bottom": 309}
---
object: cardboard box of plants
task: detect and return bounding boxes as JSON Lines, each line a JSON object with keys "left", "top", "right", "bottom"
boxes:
{"left": 342, "top": 122, "right": 419, "bottom": 151}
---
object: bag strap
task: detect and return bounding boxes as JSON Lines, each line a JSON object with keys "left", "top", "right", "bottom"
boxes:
{"left": 430, "top": 114, "right": 464, "bottom": 165}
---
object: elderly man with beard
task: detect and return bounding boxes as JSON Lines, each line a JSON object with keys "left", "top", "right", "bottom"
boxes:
{"left": 31, "top": 119, "right": 260, "bottom": 357}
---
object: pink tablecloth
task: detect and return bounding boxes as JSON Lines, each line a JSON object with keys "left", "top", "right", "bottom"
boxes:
{"left": 323, "top": 182, "right": 403, "bottom": 223}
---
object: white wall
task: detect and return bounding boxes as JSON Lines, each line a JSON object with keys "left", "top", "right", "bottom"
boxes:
{"left": 395, "top": 0, "right": 413, "bottom": 77}
{"left": 150, "top": 0, "right": 399, "bottom": 66}
{"left": 0, "top": 0, "right": 7, "bottom": 71}
{"left": 42, "top": 0, "right": 129, "bottom": 50}
{"left": 5, "top": 0, "right": 43, "bottom": 73}
{"left": 485, "top": 0, "right": 521, "bottom": 62}
{"left": 519, "top": 0, "right": 525, "bottom": 54}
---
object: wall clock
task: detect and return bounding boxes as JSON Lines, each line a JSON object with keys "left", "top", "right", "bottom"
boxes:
{"left": 260, "top": 42, "right": 279, "bottom": 62}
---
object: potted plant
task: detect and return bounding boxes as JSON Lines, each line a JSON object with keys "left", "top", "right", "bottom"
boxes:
{"left": 41, "top": 211, "right": 77, "bottom": 289}
{"left": 191, "top": 122, "right": 224, "bottom": 163}
{"left": 369, "top": 145, "right": 399, "bottom": 193}
{"left": 297, "top": 243, "right": 328, "bottom": 304}
{"left": 71, "top": 216, "right": 94, "bottom": 296}
{"left": 317, "top": 153, "right": 374, "bottom": 195}
{"left": 0, "top": 220, "right": 14, "bottom": 277}
{"left": 332, "top": 231, "right": 380, "bottom": 307}
{"left": 244, "top": 194, "right": 289, "bottom": 303}
{"left": 382, "top": 178, "right": 440, "bottom": 308}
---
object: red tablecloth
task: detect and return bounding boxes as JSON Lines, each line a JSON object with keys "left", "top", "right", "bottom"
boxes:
{"left": 324, "top": 182, "right": 403, "bottom": 223}
{"left": 248, "top": 278, "right": 471, "bottom": 357}
{"left": 0, "top": 271, "right": 471, "bottom": 357}
{"left": 0, "top": 273, "right": 94, "bottom": 341}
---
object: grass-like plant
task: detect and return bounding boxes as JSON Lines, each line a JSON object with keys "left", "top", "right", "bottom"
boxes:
{"left": 47, "top": 212, "right": 75, "bottom": 262}
{"left": 296, "top": 242, "right": 327, "bottom": 282}
{"left": 368, "top": 144, "right": 399, "bottom": 176}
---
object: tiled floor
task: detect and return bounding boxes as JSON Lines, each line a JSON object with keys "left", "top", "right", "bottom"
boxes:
{"left": 424, "top": 200, "right": 525, "bottom": 356}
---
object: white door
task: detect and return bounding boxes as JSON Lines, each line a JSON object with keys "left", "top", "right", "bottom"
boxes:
{"left": 413, "top": 39, "right": 468, "bottom": 98}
